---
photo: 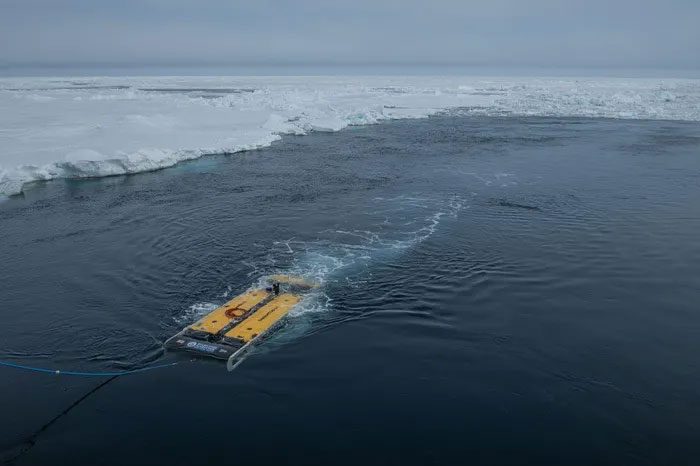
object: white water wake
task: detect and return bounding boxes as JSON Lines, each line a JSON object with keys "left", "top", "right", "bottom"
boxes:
{"left": 176, "top": 195, "right": 466, "bottom": 329}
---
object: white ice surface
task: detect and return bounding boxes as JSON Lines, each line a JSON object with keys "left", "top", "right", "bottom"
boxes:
{"left": 1, "top": 75, "right": 699, "bottom": 195}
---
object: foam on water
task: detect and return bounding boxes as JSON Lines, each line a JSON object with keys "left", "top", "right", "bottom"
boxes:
{"left": 173, "top": 301, "right": 218, "bottom": 326}
{"left": 259, "top": 195, "right": 465, "bottom": 321}
{"left": 1, "top": 75, "right": 699, "bottom": 195}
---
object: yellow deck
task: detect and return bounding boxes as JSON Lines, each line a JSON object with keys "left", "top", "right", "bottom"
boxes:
{"left": 224, "top": 293, "right": 301, "bottom": 342}
{"left": 189, "top": 290, "right": 269, "bottom": 335}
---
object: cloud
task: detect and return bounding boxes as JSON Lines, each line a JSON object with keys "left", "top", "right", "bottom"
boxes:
{"left": 1, "top": 0, "right": 698, "bottom": 69}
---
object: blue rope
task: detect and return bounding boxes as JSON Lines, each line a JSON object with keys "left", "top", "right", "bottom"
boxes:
{"left": 0, "top": 359, "right": 178, "bottom": 377}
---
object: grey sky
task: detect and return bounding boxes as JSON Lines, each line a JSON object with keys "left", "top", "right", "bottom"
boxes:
{"left": 1, "top": 0, "right": 698, "bottom": 69}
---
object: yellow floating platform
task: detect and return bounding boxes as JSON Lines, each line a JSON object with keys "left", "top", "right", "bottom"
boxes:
{"left": 224, "top": 293, "right": 301, "bottom": 342}
{"left": 165, "top": 276, "right": 310, "bottom": 364}
{"left": 189, "top": 290, "right": 269, "bottom": 335}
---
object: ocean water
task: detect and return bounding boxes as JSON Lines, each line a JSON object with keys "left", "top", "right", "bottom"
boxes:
{"left": 1, "top": 115, "right": 700, "bottom": 465}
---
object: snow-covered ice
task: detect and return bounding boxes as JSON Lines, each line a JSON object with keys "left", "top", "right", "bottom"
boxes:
{"left": 1, "top": 75, "right": 699, "bottom": 195}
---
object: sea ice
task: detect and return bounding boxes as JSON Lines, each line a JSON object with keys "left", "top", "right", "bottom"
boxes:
{"left": 1, "top": 75, "right": 698, "bottom": 195}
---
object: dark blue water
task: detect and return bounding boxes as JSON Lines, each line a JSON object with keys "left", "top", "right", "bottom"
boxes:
{"left": 1, "top": 116, "right": 700, "bottom": 465}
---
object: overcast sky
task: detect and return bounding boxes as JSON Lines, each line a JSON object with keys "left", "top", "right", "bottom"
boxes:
{"left": 1, "top": 0, "right": 698, "bottom": 70}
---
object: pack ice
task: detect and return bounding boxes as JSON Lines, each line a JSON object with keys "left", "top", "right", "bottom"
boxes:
{"left": 1, "top": 75, "right": 699, "bottom": 196}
